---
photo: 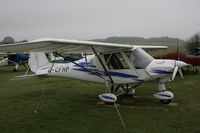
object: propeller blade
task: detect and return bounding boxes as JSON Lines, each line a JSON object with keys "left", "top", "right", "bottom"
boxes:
{"left": 178, "top": 69, "right": 183, "bottom": 79}
{"left": 172, "top": 66, "right": 179, "bottom": 81}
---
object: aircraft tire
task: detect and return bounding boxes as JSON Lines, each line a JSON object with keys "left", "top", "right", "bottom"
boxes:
{"left": 160, "top": 99, "right": 172, "bottom": 104}
{"left": 104, "top": 102, "right": 114, "bottom": 105}
{"left": 12, "top": 68, "right": 17, "bottom": 72}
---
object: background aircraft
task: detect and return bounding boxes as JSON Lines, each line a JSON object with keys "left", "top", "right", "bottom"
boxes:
{"left": 155, "top": 52, "right": 200, "bottom": 66}
{"left": 48, "top": 53, "right": 83, "bottom": 62}
{"left": 0, "top": 52, "right": 29, "bottom": 71}
{"left": 155, "top": 47, "right": 200, "bottom": 74}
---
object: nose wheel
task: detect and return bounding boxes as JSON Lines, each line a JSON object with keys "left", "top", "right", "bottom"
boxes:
{"left": 154, "top": 82, "right": 174, "bottom": 104}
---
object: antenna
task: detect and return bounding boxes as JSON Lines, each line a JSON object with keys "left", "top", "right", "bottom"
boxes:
{"left": 176, "top": 36, "right": 179, "bottom": 61}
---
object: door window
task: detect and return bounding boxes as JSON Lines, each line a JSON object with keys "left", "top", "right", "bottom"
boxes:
{"left": 104, "top": 52, "right": 130, "bottom": 70}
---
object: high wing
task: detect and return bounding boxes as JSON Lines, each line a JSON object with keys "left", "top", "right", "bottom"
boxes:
{"left": 0, "top": 52, "right": 7, "bottom": 56}
{"left": 0, "top": 38, "right": 168, "bottom": 53}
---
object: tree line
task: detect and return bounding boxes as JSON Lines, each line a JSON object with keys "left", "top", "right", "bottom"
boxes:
{"left": 186, "top": 32, "right": 200, "bottom": 55}
{"left": 0, "top": 36, "right": 27, "bottom": 45}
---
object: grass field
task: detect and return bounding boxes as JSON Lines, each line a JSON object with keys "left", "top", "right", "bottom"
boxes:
{"left": 0, "top": 66, "right": 200, "bottom": 133}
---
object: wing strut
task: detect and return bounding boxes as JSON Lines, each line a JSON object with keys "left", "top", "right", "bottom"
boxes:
{"left": 90, "top": 46, "right": 126, "bottom": 129}
{"left": 90, "top": 46, "right": 115, "bottom": 85}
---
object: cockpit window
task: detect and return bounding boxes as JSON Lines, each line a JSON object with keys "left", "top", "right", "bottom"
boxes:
{"left": 125, "top": 48, "right": 153, "bottom": 69}
{"left": 104, "top": 52, "right": 130, "bottom": 70}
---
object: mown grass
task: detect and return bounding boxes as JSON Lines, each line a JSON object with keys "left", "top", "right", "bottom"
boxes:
{"left": 0, "top": 66, "right": 200, "bottom": 133}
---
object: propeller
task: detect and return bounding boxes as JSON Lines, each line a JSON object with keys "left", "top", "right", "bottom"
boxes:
{"left": 171, "top": 62, "right": 184, "bottom": 80}
{"left": 172, "top": 65, "right": 178, "bottom": 81}
{"left": 171, "top": 37, "right": 185, "bottom": 80}
{"left": 178, "top": 68, "right": 183, "bottom": 78}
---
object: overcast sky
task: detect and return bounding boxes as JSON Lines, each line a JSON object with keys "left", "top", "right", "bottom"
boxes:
{"left": 0, "top": 0, "right": 200, "bottom": 41}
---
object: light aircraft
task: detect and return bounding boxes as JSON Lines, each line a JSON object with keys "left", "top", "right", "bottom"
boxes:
{"left": 155, "top": 51, "right": 200, "bottom": 73}
{"left": 0, "top": 52, "right": 29, "bottom": 71}
{"left": 154, "top": 40, "right": 200, "bottom": 74}
{"left": 0, "top": 38, "right": 190, "bottom": 104}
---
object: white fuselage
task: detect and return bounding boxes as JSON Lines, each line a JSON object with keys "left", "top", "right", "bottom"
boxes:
{"left": 36, "top": 54, "right": 178, "bottom": 84}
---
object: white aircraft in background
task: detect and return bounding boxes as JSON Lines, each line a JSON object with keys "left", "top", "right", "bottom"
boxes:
{"left": 0, "top": 38, "right": 190, "bottom": 104}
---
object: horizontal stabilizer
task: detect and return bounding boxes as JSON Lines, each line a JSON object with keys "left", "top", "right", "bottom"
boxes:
{"left": 11, "top": 73, "right": 47, "bottom": 80}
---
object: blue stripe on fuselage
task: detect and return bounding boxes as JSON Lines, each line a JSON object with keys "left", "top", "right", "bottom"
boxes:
{"left": 73, "top": 68, "right": 143, "bottom": 81}
{"left": 152, "top": 69, "right": 173, "bottom": 74}
{"left": 77, "top": 62, "right": 96, "bottom": 68}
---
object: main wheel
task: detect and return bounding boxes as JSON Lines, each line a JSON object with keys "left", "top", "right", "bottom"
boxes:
{"left": 160, "top": 99, "right": 172, "bottom": 104}
{"left": 12, "top": 68, "right": 17, "bottom": 72}
{"left": 104, "top": 102, "right": 115, "bottom": 105}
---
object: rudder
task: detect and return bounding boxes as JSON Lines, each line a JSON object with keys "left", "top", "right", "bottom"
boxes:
{"left": 28, "top": 52, "right": 49, "bottom": 73}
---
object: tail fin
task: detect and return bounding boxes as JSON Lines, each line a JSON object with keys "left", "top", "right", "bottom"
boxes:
{"left": 28, "top": 52, "right": 49, "bottom": 73}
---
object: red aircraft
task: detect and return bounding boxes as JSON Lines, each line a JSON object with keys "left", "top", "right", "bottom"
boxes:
{"left": 155, "top": 52, "right": 200, "bottom": 66}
